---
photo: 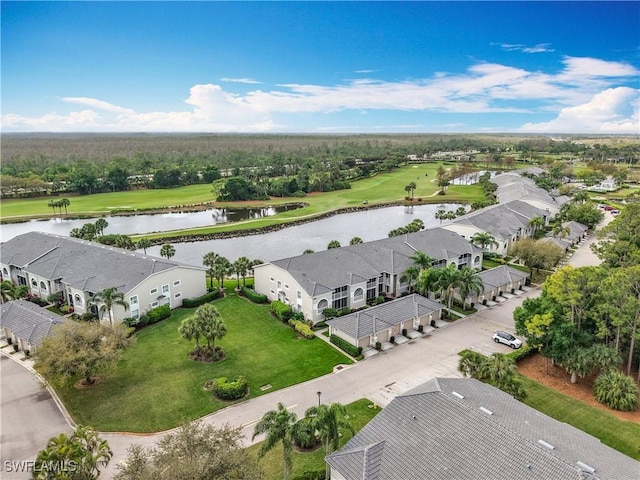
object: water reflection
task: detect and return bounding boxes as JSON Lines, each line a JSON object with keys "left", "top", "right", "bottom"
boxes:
{"left": 0, "top": 204, "right": 302, "bottom": 240}
{"left": 145, "top": 203, "right": 464, "bottom": 264}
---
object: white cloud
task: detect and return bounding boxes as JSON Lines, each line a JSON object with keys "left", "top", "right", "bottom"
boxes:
{"left": 60, "top": 97, "right": 134, "bottom": 114}
{"left": 2, "top": 56, "right": 638, "bottom": 133}
{"left": 220, "top": 77, "right": 262, "bottom": 84}
{"left": 519, "top": 87, "right": 640, "bottom": 134}
{"left": 497, "top": 42, "right": 555, "bottom": 53}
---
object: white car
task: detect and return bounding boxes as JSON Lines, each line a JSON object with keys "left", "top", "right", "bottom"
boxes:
{"left": 492, "top": 331, "right": 522, "bottom": 349}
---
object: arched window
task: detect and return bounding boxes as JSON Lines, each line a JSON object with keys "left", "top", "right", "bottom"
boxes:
{"left": 31, "top": 278, "right": 38, "bottom": 287}
{"left": 40, "top": 281, "right": 47, "bottom": 291}
{"left": 2, "top": 268, "right": 8, "bottom": 276}
{"left": 474, "top": 255, "right": 481, "bottom": 266}
{"left": 74, "top": 294, "right": 83, "bottom": 306}
{"left": 353, "top": 288, "right": 364, "bottom": 301}
{"left": 317, "top": 299, "right": 329, "bottom": 311}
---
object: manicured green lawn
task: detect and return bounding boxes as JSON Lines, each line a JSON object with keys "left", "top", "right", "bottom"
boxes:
{"left": 2, "top": 165, "right": 485, "bottom": 239}
{"left": 53, "top": 292, "right": 351, "bottom": 432}
{"left": 246, "top": 398, "right": 380, "bottom": 480}
{"left": 518, "top": 376, "right": 640, "bottom": 460}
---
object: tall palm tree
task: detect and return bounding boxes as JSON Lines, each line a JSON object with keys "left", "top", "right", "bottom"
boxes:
{"left": 137, "top": 238, "right": 152, "bottom": 255}
{"left": 433, "top": 264, "right": 462, "bottom": 313}
{"left": 457, "top": 267, "right": 484, "bottom": 310}
{"left": 400, "top": 265, "right": 420, "bottom": 293}
{"left": 233, "top": 256, "right": 251, "bottom": 287}
{"left": 178, "top": 316, "right": 202, "bottom": 354}
{"left": 252, "top": 403, "right": 298, "bottom": 480}
{"left": 552, "top": 223, "right": 571, "bottom": 239}
{"left": 115, "top": 234, "right": 135, "bottom": 250}
{"left": 484, "top": 353, "right": 518, "bottom": 384}
{"left": 416, "top": 267, "right": 440, "bottom": 299}
{"left": 528, "top": 216, "right": 546, "bottom": 238}
{"left": 60, "top": 197, "right": 71, "bottom": 214}
{"left": 408, "top": 181, "right": 417, "bottom": 199}
{"left": 195, "top": 303, "right": 227, "bottom": 349}
{"left": 94, "top": 217, "right": 108, "bottom": 236}
{"left": 160, "top": 243, "right": 176, "bottom": 260}
{"left": 410, "top": 251, "right": 435, "bottom": 270}
{"left": 212, "top": 256, "right": 231, "bottom": 289}
{"left": 0, "top": 280, "right": 28, "bottom": 303}
{"left": 202, "top": 252, "right": 219, "bottom": 288}
{"left": 470, "top": 231, "right": 499, "bottom": 251}
{"left": 435, "top": 209, "right": 447, "bottom": 224}
{"left": 306, "top": 403, "right": 355, "bottom": 480}
{"left": 90, "top": 287, "right": 129, "bottom": 326}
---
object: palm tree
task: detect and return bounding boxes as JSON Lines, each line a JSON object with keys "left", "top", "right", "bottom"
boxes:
{"left": 594, "top": 370, "right": 639, "bottom": 412}
{"left": 327, "top": 240, "right": 341, "bottom": 249}
{"left": 90, "top": 287, "right": 129, "bottom": 326}
{"left": 233, "top": 256, "right": 251, "bottom": 287}
{"left": 484, "top": 353, "right": 517, "bottom": 384}
{"left": 349, "top": 237, "right": 363, "bottom": 245}
{"left": 457, "top": 267, "right": 484, "bottom": 310}
{"left": 416, "top": 267, "right": 439, "bottom": 299}
{"left": 400, "top": 265, "right": 420, "bottom": 293}
{"left": 306, "top": 402, "right": 355, "bottom": 480}
{"left": 410, "top": 251, "right": 435, "bottom": 270}
{"left": 470, "top": 231, "right": 499, "bottom": 251}
{"left": 203, "top": 252, "right": 219, "bottom": 288}
{"left": 404, "top": 185, "right": 412, "bottom": 198}
{"left": 137, "top": 238, "right": 152, "bottom": 255}
{"left": 433, "top": 264, "right": 462, "bottom": 313}
{"left": 115, "top": 234, "right": 135, "bottom": 250}
{"left": 252, "top": 403, "right": 298, "bottom": 480}
{"left": 408, "top": 181, "right": 417, "bottom": 199}
{"left": 60, "top": 197, "right": 71, "bottom": 214}
{"left": 0, "top": 280, "right": 28, "bottom": 303}
{"left": 435, "top": 209, "right": 447, "bottom": 224}
{"left": 455, "top": 206, "right": 467, "bottom": 217}
{"left": 212, "top": 256, "right": 231, "bottom": 289}
{"left": 303, "top": 249, "right": 314, "bottom": 254}
{"left": 528, "top": 216, "right": 545, "bottom": 238}
{"left": 94, "top": 217, "right": 108, "bottom": 236}
{"left": 160, "top": 243, "right": 175, "bottom": 260}
{"left": 178, "top": 316, "right": 202, "bottom": 355}
{"left": 552, "top": 223, "right": 571, "bottom": 239}
{"left": 195, "top": 303, "right": 227, "bottom": 349}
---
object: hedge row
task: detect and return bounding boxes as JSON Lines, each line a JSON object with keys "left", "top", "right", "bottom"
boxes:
{"left": 241, "top": 286, "right": 267, "bottom": 303}
{"left": 123, "top": 304, "right": 171, "bottom": 329}
{"left": 182, "top": 288, "right": 220, "bottom": 308}
{"left": 291, "top": 320, "right": 315, "bottom": 339}
{"left": 212, "top": 375, "right": 248, "bottom": 401}
{"left": 270, "top": 300, "right": 293, "bottom": 322}
{"left": 330, "top": 334, "right": 362, "bottom": 357}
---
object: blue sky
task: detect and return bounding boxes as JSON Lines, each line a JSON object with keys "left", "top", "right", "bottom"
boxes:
{"left": 2, "top": 1, "right": 639, "bottom": 134}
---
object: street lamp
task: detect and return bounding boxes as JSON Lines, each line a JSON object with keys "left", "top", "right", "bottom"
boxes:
{"left": 317, "top": 391, "right": 322, "bottom": 407}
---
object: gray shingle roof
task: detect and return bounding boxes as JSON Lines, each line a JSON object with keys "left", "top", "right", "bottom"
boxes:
{"left": 0, "top": 300, "right": 66, "bottom": 347}
{"left": 477, "top": 265, "right": 529, "bottom": 288}
{"left": 449, "top": 200, "right": 548, "bottom": 242}
{"left": 326, "top": 378, "right": 640, "bottom": 480}
{"left": 326, "top": 294, "right": 442, "bottom": 340}
{"left": 1, "top": 232, "right": 202, "bottom": 295}
{"left": 271, "top": 228, "right": 482, "bottom": 296}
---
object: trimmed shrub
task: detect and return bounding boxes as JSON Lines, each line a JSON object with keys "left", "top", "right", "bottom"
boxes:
{"left": 146, "top": 304, "right": 171, "bottom": 325}
{"left": 6, "top": 338, "right": 12, "bottom": 345}
{"left": 418, "top": 325, "right": 424, "bottom": 333}
{"left": 13, "top": 344, "right": 19, "bottom": 352}
{"left": 212, "top": 375, "right": 248, "bottom": 401}
{"left": 322, "top": 307, "right": 338, "bottom": 320}
{"left": 182, "top": 289, "right": 219, "bottom": 308}
{"left": 594, "top": 370, "right": 639, "bottom": 412}
{"left": 339, "top": 307, "right": 351, "bottom": 317}
{"left": 122, "top": 317, "right": 138, "bottom": 328}
{"left": 375, "top": 341, "right": 382, "bottom": 350}
{"left": 330, "top": 334, "right": 362, "bottom": 357}
{"left": 81, "top": 312, "right": 99, "bottom": 322}
{"left": 295, "top": 321, "right": 315, "bottom": 339}
{"left": 241, "top": 286, "right": 267, "bottom": 303}
{"left": 313, "top": 320, "right": 327, "bottom": 330}
{"left": 24, "top": 349, "right": 30, "bottom": 357}
{"left": 270, "top": 300, "right": 293, "bottom": 322}
{"left": 137, "top": 314, "right": 150, "bottom": 327}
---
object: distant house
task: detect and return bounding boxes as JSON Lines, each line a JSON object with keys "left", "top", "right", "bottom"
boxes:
{"left": 441, "top": 200, "right": 551, "bottom": 255}
{"left": 542, "top": 221, "right": 589, "bottom": 252}
{"left": 254, "top": 228, "right": 482, "bottom": 323}
{"left": 493, "top": 171, "right": 568, "bottom": 216}
{"left": 0, "top": 232, "right": 206, "bottom": 323}
{"left": 589, "top": 176, "right": 619, "bottom": 192}
{"left": 326, "top": 377, "right": 640, "bottom": 480}
{"left": 0, "top": 300, "right": 66, "bottom": 352}
{"left": 326, "top": 294, "right": 443, "bottom": 350}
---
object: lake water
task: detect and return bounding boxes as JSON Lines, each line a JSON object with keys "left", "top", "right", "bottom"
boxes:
{"left": 144, "top": 203, "right": 464, "bottom": 264}
{"left": 1, "top": 203, "right": 464, "bottom": 264}
{"left": 0, "top": 204, "right": 301, "bottom": 241}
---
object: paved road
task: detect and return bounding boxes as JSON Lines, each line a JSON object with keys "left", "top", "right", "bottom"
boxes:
{"left": 1, "top": 213, "right": 612, "bottom": 479}
{"left": 0, "top": 355, "right": 73, "bottom": 480}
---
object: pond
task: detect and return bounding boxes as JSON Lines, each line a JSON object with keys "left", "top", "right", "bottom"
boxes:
{"left": 0, "top": 204, "right": 302, "bottom": 241}
{"left": 144, "top": 203, "right": 465, "bottom": 264}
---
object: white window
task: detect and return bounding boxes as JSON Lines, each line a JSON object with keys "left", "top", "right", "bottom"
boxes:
{"left": 151, "top": 301, "right": 159, "bottom": 308}
{"left": 174, "top": 292, "right": 182, "bottom": 298}
{"left": 270, "top": 277, "right": 275, "bottom": 282}
{"left": 31, "top": 278, "right": 38, "bottom": 287}
{"left": 162, "top": 284, "right": 169, "bottom": 294}
{"left": 353, "top": 288, "right": 364, "bottom": 301}
{"left": 74, "top": 293, "right": 83, "bottom": 306}
{"left": 130, "top": 295, "right": 139, "bottom": 305}
{"left": 131, "top": 308, "right": 139, "bottom": 319}
{"left": 270, "top": 289, "right": 275, "bottom": 295}
{"left": 284, "top": 284, "right": 289, "bottom": 290}
{"left": 40, "top": 281, "right": 47, "bottom": 291}
{"left": 173, "top": 280, "right": 181, "bottom": 286}
{"left": 2, "top": 268, "right": 7, "bottom": 276}
{"left": 150, "top": 287, "right": 158, "bottom": 295}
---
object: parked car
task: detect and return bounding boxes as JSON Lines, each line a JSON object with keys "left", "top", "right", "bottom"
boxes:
{"left": 492, "top": 331, "right": 522, "bottom": 349}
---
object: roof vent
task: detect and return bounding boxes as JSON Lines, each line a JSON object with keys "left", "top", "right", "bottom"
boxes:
{"left": 452, "top": 391, "right": 464, "bottom": 400}
{"left": 576, "top": 462, "right": 595, "bottom": 474}
{"left": 479, "top": 407, "right": 493, "bottom": 415}
{"left": 538, "top": 439, "right": 555, "bottom": 450}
